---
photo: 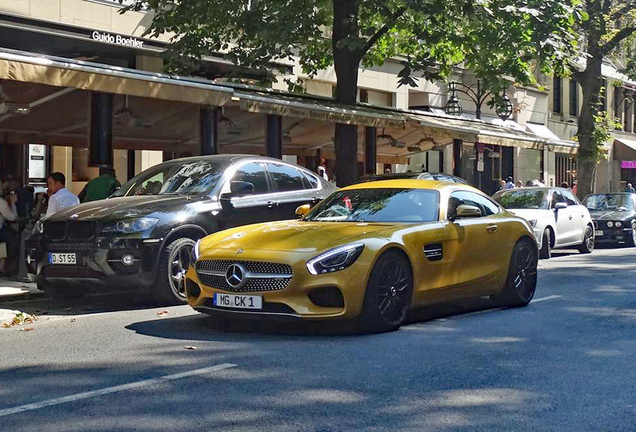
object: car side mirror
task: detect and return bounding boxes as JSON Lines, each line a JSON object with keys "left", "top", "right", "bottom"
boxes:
{"left": 451, "top": 204, "right": 482, "bottom": 221}
{"left": 229, "top": 181, "right": 254, "bottom": 197}
{"left": 554, "top": 202, "right": 567, "bottom": 211}
{"left": 295, "top": 204, "right": 311, "bottom": 218}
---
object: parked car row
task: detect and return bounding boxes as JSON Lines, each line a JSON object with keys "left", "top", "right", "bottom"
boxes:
{"left": 24, "top": 154, "right": 634, "bottom": 332}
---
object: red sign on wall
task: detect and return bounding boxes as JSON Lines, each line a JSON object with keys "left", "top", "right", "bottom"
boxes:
{"left": 622, "top": 161, "right": 636, "bottom": 169}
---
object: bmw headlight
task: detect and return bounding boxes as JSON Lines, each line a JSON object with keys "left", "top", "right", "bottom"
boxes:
{"left": 101, "top": 217, "right": 159, "bottom": 234}
{"left": 306, "top": 243, "right": 364, "bottom": 275}
{"left": 607, "top": 221, "right": 614, "bottom": 228}
{"left": 615, "top": 221, "right": 623, "bottom": 228}
{"left": 32, "top": 220, "right": 44, "bottom": 235}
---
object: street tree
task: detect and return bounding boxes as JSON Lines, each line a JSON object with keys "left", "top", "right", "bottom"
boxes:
{"left": 574, "top": 1, "right": 636, "bottom": 199}
{"left": 119, "top": 0, "right": 580, "bottom": 186}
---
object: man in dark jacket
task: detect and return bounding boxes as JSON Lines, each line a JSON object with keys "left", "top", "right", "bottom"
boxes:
{"left": 79, "top": 167, "right": 121, "bottom": 203}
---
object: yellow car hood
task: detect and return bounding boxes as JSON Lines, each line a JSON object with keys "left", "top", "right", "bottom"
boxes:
{"left": 201, "top": 220, "right": 395, "bottom": 254}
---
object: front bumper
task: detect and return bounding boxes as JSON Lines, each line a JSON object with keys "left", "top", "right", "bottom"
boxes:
{"left": 185, "top": 248, "right": 374, "bottom": 321}
{"left": 26, "top": 236, "right": 162, "bottom": 287}
{"left": 593, "top": 226, "right": 633, "bottom": 244}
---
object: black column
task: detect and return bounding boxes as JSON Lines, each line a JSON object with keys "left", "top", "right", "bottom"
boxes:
{"left": 452, "top": 139, "right": 462, "bottom": 177}
{"left": 89, "top": 92, "right": 113, "bottom": 167}
{"left": 266, "top": 114, "right": 282, "bottom": 159}
{"left": 200, "top": 107, "right": 219, "bottom": 155}
{"left": 365, "top": 126, "right": 377, "bottom": 175}
{"left": 127, "top": 150, "right": 136, "bottom": 181}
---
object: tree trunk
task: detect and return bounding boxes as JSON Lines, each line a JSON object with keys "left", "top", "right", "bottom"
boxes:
{"left": 576, "top": 54, "right": 603, "bottom": 200}
{"left": 332, "top": 0, "right": 361, "bottom": 186}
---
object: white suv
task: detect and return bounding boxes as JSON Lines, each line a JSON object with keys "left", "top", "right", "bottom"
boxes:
{"left": 493, "top": 187, "right": 595, "bottom": 259}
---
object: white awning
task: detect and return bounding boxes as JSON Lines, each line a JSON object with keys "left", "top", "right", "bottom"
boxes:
{"left": 526, "top": 123, "right": 562, "bottom": 141}
{"left": 614, "top": 137, "right": 636, "bottom": 160}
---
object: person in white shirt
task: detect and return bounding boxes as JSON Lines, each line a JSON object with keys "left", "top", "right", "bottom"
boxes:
{"left": 45, "top": 172, "right": 80, "bottom": 217}
{"left": 0, "top": 191, "right": 19, "bottom": 274}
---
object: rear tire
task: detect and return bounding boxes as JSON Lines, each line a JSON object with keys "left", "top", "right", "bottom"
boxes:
{"left": 578, "top": 225, "right": 594, "bottom": 254}
{"left": 38, "top": 281, "right": 88, "bottom": 301}
{"left": 491, "top": 240, "right": 538, "bottom": 308}
{"left": 357, "top": 251, "right": 413, "bottom": 333}
{"left": 539, "top": 229, "right": 552, "bottom": 259}
{"left": 154, "top": 237, "right": 196, "bottom": 305}
{"left": 626, "top": 222, "right": 636, "bottom": 247}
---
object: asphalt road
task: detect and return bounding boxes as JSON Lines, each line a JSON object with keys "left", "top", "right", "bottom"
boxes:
{"left": 1, "top": 246, "right": 636, "bottom": 431}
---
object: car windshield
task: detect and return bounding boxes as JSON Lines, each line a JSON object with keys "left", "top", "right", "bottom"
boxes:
{"left": 583, "top": 194, "right": 634, "bottom": 211}
{"left": 493, "top": 190, "right": 549, "bottom": 210}
{"left": 112, "top": 160, "right": 225, "bottom": 197}
{"left": 305, "top": 188, "right": 439, "bottom": 223}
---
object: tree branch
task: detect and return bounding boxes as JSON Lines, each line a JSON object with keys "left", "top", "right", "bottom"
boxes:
{"left": 610, "top": 1, "right": 636, "bottom": 21}
{"left": 601, "top": 26, "right": 636, "bottom": 55}
{"left": 362, "top": 7, "right": 407, "bottom": 54}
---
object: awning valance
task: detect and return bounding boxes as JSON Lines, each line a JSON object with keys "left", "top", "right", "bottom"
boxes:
{"left": 0, "top": 48, "right": 233, "bottom": 106}
{"left": 236, "top": 90, "right": 406, "bottom": 129}
{"left": 614, "top": 137, "right": 636, "bottom": 161}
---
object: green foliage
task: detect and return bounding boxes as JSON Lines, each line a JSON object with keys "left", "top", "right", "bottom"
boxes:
{"left": 575, "top": 111, "right": 614, "bottom": 163}
{"left": 117, "top": 0, "right": 581, "bottom": 94}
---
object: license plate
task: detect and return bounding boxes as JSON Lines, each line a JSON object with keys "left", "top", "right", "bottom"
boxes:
{"left": 48, "top": 253, "right": 77, "bottom": 265}
{"left": 213, "top": 293, "right": 262, "bottom": 310}
{"left": 595, "top": 230, "right": 604, "bottom": 236}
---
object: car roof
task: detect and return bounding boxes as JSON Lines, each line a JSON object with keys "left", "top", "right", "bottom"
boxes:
{"left": 340, "top": 179, "right": 478, "bottom": 192}
{"left": 161, "top": 154, "right": 293, "bottom": 165}
{"left": 361, "top": 172, "right": 466, "bottom": 183}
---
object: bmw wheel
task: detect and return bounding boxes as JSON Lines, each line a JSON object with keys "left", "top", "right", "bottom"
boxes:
{"left": 358, "top": 250, "right": 413, "bottom": 333}
{"left": 491, "top": 240, "right": 538, "bottom": 308}
{"left": 578, "top": 225, "right": 594, "bottom": 254}
{"left": 155, "top": 237, "right": 196, "bottom": 304}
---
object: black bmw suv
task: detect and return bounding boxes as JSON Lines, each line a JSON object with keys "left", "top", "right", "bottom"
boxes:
{"left": 26, "top": 155, "right": 335, "bottom": 303}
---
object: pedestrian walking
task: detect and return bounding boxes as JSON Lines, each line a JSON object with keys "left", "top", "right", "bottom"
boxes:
{"left": 626, "top": 183, "right": 635, "bottom": 194}
{"left": 0, "top": 190, "right": 19, "bottom": 275}
{"left": 516, "top": 180, "right": 523, "bottom": 188}
{"left": 45, "top": 172, "right": 79, "bottom": 216}
{"left": 78, "top": 167, "right": 121, "bottom": 203}
{"left": 504, "top": 176, "right": 515, "bottom": 189}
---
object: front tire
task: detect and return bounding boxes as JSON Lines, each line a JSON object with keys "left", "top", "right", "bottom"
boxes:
{"left": 491, "top": 240, "right": 538, "bottom": 308}
{"left": 358, "top": 251, "right": 413, "bottom": 333}
{"left": 154, "top": 237, "right": 196, "bottom": 304}
{"left": 578, "top": 225, "right": 594, "bottom": 254}
{"left": 626, "top": 222, "right": 636, "bottom": 247}
{"left": 539, "top": 229, "right": 552, "bottom": 259}
{"left": 38, "top": 281, "right": 88, "bottom": 301}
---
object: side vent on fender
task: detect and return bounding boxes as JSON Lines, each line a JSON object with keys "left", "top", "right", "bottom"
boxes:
{"left": 424, "top": 243, "right": 443, "bottom": 261}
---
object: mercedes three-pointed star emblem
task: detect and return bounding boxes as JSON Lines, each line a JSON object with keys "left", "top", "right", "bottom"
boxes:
{"left": 225, "top": 263, "right": 248, "bottom": 289}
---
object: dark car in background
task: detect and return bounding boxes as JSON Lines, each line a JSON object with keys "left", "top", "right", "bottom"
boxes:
{"left": 26, "top": 155, "right": 335, "bottom": 303}
{"left": 583, "top": 193, "right": 636, "bottom": 247}
{"left": 360, "top": 172, "right": 468, "bottom": 184}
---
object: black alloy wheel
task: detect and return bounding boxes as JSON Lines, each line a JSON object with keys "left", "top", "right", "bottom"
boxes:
{"left": 491, "top": 240, "right": 538, "bottom": 307}
{"left": 155, "top": 237, "right": 196, "bottom": 304}
{"left": 359, "top": 250, "right": 413, "bottom": 332}
{"left": 539, "top": 229, "right": 552, "bottom": 259}
{"left": 578, "top": 225, "right": 594, "bottom": 254}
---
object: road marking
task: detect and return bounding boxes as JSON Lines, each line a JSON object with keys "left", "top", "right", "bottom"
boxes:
{"left": 0, "top": 363, "right": 237, "bottom": 418}
{"left": 532, "top": 295, "right": 562, "bottom": 303}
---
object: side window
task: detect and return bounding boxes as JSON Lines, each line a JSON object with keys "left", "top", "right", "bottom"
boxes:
{"left": 233, "top": 162, "right": 269, "bottom": 194}
{"left": 448, "top": 191, "right": 500, "bottom": 218}
{"left": 301, "top": 171, "right": 319, "bottom": 189}
{"left": 267, "top": 163, "right": 305, "bottom": 192}
{"left": 562, "top": 190, "right": 578, "bottom": 206}
{"left": 551, "top": 191, "right": 566, "bottom": 208}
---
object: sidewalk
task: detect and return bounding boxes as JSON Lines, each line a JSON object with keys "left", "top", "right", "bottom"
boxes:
{"left": 0, "top": 278, "right": 42, "bottom": 326}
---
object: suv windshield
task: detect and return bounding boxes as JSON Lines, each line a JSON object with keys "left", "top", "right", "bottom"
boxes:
{"left": 493, "top": 189, "right": 549, "bottom": 210}
{"left": 113, "top": 160, "right": 225, "bottom": 197}
{"left": 305, "top": 188, "right": 439, "bottom": 223}
{"left": 583, "top": 194, "right": 634, "bottom": 211}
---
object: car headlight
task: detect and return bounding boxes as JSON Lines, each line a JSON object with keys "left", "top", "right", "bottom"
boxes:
{"left": 306, "top": 243, "right": 364, "bottom": 275}
{"left": 615, "top": 221, "right": 623, "bottom": 228}
{"left": 101, "top": 217, "right": 159, "bottom": 234}
{"left": 32, "top": 220, "right": 44, "bottom": 235}
{"left": 607, "top": 221, "right": 614, "bottom": 228}
{"left": 528, "top": 219, "right": 538, "bottom": 228}
{"left": 190, "top": 239, "right": 201, "bottom": 265}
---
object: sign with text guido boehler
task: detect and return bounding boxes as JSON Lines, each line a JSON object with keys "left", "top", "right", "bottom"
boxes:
{"left": 92, "top": 31, "right": 144, "bottom": 48}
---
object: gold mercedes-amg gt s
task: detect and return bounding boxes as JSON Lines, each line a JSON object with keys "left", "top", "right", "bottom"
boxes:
{"left": 185, "top": 180, "right": 538, "bottom": 331}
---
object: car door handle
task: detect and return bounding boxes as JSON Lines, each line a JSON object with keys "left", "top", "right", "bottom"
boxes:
{"left": 266, "top": 201, "right": 277, "bottom": 208}
{"left": 568, "top": 215, "right": 573, "bottom": 220}
{"left": 486, "top": 224, "right": 498, "bottom": 233}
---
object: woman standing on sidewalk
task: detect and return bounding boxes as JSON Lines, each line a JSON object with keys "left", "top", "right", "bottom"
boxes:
{"left": 0, "top": 190, "right": 19, "bottom": 275}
